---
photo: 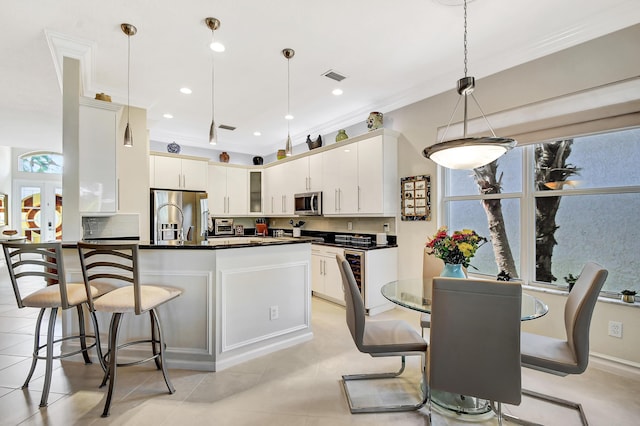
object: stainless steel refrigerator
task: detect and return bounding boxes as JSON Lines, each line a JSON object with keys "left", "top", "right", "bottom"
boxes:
{"left": 150, "top": 189, "right": 208, "bottom": 244}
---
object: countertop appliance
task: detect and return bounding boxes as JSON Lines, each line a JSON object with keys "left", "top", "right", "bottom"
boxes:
{"left": 214, "top": 218, "right": 234, "bottom": 235}
{"left": 151, "top": 189, "right": 208, "bottom": 244}
{"left": 255, "top": 218, "right": 268, "bottom": 236}
{"left": 294, "top": 191, "right": 322, "bottom": 216}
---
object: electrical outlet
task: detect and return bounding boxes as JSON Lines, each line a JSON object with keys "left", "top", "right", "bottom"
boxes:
{"left": 270, "top": 305, "right": 279, "bottom": 320}
{"left": 383, "top": 223, "right": 390, "bottom": 232}
{"left": 347, "top": 221, "right": 353, "bottom": 231}
{"left": 608, "top": 320, "right": 623, "bottom": 338}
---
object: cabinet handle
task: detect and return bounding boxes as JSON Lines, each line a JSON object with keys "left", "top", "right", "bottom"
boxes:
{"left": 321, "top": 259, "right": 325, "bottom": 275}
{"left": 271, "top": 196, "right": 274, "bottom": 214}
{"left": 334, "top": 189, "right": 338, "bottom": 213}
{"left": 357, "top": 186, "right": 361, "bottom": 211}
{"left": 183, "top": 174, "right": 186, "bottom": 188}
{"left": 117, "top": 178, "right": 120, "bottom": 211}
{"left": 178, "top": 174, "right": 181, "bottom": 188}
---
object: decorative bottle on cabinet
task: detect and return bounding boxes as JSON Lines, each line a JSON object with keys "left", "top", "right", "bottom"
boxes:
{"left": 219, "top": 151, "right": 230, "bottom": 163}
{"left": 336, "top": 129, "right": 348, "bottom": 142}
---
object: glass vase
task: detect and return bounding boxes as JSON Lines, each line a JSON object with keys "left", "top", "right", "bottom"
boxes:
{"left": 441, "top": 263, "right": 465, "bottom": 278}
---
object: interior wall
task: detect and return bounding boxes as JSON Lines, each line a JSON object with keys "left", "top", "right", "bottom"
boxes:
{"left": 0, "top": 146, "right": 11, "bottom": 229}
{"left": 387, "top": 24, "right": 640, "bottom": 366}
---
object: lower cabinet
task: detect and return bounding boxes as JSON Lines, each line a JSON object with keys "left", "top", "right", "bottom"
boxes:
{"left": 311, "top": 245, "right": 345, "bottom": 305}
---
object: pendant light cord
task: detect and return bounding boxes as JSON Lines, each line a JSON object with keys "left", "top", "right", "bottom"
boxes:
{"left": 287, "top": 56, "right": 291, "bottom": 135}
{"left": 127, "top": 33, "right": 131, "bottom": 125}
{"left": 463, "top": 0, "right": 468, "bottom": 78}
{"left": 211, "top": 30, "right": 215, "bottom": 122}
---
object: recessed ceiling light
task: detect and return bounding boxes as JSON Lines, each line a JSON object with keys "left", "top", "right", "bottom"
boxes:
{"left": 253, "top": 131, "right": 261, "bottom": 136}
{"left": 332, "top": 88, "right": 343, "bottom": 96}
{"left": 284, "top": 114, "right": 294, "bottom": 120}
{"left": 210, "top": 41, "right": 225, "bottom": 52}
{"left": 180, "top": 87, "right": 192, "bottom": 94}
{"left": 163, "top": 113, "right": 173, "bottom": 119}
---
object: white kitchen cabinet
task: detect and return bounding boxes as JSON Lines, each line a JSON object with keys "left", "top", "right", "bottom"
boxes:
{"left": 364, "top": 247, "right": 397, "bottom": 315}
{"left": 151, "top": 154, "right": 208, "bottom": 191}
{"left": 208, "top": 164, "right": 248, "bottom": 216}
{"left": 264, "top": 162, "right": 295, "bottom": 216}
{"left": 322, "top": 130, "right": 398, "bottom": 216}
{"left": 311, "top": 245, "right": 345, "bottom": 305}
{"left": 322, "top": 144, "right": 358, "bottom": 215}
{"left": 78, "top": 97, "right": 122, "bottom": 214}
{"left": 289, "top": 155, "right": 323, "bottom": 194}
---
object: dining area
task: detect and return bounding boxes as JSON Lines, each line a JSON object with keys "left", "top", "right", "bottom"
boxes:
{"left": 334, "top": 227, "right": 611, "bottom": 426}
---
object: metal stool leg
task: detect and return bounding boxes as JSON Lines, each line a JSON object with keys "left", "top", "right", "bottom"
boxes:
{"left": 23, "top": 308, "right": 45, "bottom": 389}
{"left": 39, "top": 307, "right": 58, "bottom": 407}
{"left": 76, "top": 305, "right": 92, "bottom": 364}
{"left": 150, "top": 310, "right": 161, "bottom": 370}
{"left": 152, "top": 308, "right": 175, "bottom": 394}
{"left": 90, "top": 311, "right": 107, "bottom": 372}
{"left": 102, "top": 312, "right": 122, "bottom": 417}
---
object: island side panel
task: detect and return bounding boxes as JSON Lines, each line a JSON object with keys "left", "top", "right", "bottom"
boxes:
{"left": 62, "top": 247, "right": 216, "bottom": 371}
{"left": 214, "top": 243, "right": 313, "bottom": 370}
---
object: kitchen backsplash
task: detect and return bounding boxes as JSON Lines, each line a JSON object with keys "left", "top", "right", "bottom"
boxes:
{"left": 225, "top": 216, "right": 396, "bottom": 235}
{"left": 82, "top": 214, "right": 140, "bottom": 239}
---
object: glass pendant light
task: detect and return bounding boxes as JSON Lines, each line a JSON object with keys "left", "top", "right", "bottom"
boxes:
{"left": 423, "top": 0, "right": 516, "bottom": 169}
{"left": 283, "top": 48, "right": 295, "bottom": 156}
{"left": 206, "top": 17, "right": 221, "bottom": 146}
{"left": 121, "top": 23, "right": 137, "bottom": 147}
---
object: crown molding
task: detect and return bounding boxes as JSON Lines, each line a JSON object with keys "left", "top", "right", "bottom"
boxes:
{"left": 45, "top": 29, "right": 96, "bottom": 96}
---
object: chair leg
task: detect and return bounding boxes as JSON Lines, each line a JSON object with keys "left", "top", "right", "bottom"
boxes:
{"left": 39, "top": 307, "right": 58, "bottom": 407}
{"left": 342, "top": 354, "right": 428, "bottom": 413}
{"left": 76, "top": 305, "right": 92, "bottom": 364}
{"left": 90, "top": 311, "right": 107, "bottom": 372}
{"left": 23, "top": 308, "right": 45, "bottom": 389}
{"left": 102, "top": 313, "right": 122, "bottom": 418}
{"left": 522, "top": 388, "right": 589, "bottom": 426}
{"left": 151, "top": 308, "right": 175, "bottom": 394}
{"left": 149, "top": 310, "right": 161, "bottom": 370}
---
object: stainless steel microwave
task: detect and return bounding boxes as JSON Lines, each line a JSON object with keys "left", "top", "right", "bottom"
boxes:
{"left": 294, "top": 192, "right": 322, "bottom": 216}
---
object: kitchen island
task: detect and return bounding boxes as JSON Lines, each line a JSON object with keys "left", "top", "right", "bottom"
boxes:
{"left": 61, "top": 238, "right": 313, "bottom": 371}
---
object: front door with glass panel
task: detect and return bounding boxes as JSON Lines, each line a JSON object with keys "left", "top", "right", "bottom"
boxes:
{"left": 13, "top": 181, "right": 62, "bottom": 242}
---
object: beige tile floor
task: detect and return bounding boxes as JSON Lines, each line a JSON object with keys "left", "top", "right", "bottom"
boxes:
{"left": 0, "top": 263, "right": 639, "bottom": 425}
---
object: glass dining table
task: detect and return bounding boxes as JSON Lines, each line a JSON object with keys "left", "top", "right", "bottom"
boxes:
{"left": 382, "top": 278, "right": 549, "bottom": 321}
{"left": 381, "top": 278, "right": 549, "bottom": 415}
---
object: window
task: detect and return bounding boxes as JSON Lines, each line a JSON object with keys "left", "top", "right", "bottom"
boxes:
{"left": 18, "top": 151, "right": 63, "bottom": 174}
{"left": 443, "top": 127, "right": 640, "bottom": 295}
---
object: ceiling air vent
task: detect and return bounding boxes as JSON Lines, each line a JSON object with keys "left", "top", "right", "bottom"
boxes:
{"left": 218, "top": 124, "right": 236, "bottom": 131}
{"left": 322, "top": 69, "right": 347, "bottom": 82}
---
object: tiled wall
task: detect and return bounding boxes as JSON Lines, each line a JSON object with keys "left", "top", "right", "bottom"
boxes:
{"left": 82, "top": 214, "right": 140, "bottom": 239}
{"left": 229, "top": 216, "right": 396, "bottom": 235}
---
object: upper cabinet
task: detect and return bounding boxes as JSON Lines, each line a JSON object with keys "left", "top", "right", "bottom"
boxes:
{"left": 78, "top": 98, "right": 122, "bottom": 214}
{"left": 288, "top": 155, "right": 323, "bottom": 194}
{"left": 323, "top": 130, "right": 398, "bottom": 216}
{"left": 151, "top": 154, "right": 208, "bottom": 191}
{"left": 208, "top": 164, "right": 248, "bottom": 216}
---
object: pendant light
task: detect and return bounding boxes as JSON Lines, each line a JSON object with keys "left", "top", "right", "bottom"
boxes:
{"left": 205, "top": 17, "right": 221, "bottom": 145}
{"left": 283, "top": 48, "right": 295, "bottom": 157}
{"left": 121, "top": 23, "right": 137, "bottom": 147}
{"left": 422, "top": 0, "right": 516, "bottom": 169}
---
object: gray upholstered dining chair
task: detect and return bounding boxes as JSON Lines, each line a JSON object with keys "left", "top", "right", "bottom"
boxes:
{"left": 429, "top": 277, "right": 523, "bottom": 425}
{"left": 2, "top": 241, "right": 104, "bottom": 407}
{"left": 336, "top": 255, "right": 428, "bottom": 413}
{"left": 420, "top": 248, "right": 467, "bottom": 336}
{"left": 77, "top": 242, "right": 182, "bottom": 417}
{"left": 520, "top": 261, "right": 608, "bottom": 426}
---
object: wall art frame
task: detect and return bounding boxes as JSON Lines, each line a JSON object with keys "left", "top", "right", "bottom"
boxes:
{"left": 400, "top": 175, "right": 431, "bottom": 221}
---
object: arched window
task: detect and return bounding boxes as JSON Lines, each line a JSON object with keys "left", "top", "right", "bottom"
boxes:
{"left": 18, "top": 151, "right": 63, "bottom": 174}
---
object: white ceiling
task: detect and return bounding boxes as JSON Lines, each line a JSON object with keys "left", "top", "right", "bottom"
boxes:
{"left": 2, "top": 0, "right": 639, "bottom": 156}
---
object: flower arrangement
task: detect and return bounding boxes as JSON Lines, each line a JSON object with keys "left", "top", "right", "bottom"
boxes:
{"left": 426, "top": 226, "right": 487, "bottom": 268}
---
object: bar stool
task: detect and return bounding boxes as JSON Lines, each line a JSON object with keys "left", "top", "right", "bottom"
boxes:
{"left": 77, "top": 242, "right": 182, "bottom": 417}
{"left": 1, "top": 241, "right": 103, "bottom": 407}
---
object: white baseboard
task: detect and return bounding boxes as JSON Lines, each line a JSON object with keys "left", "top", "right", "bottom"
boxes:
{"left": 590, "top": 352, "right": 640, "bottom": 379}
